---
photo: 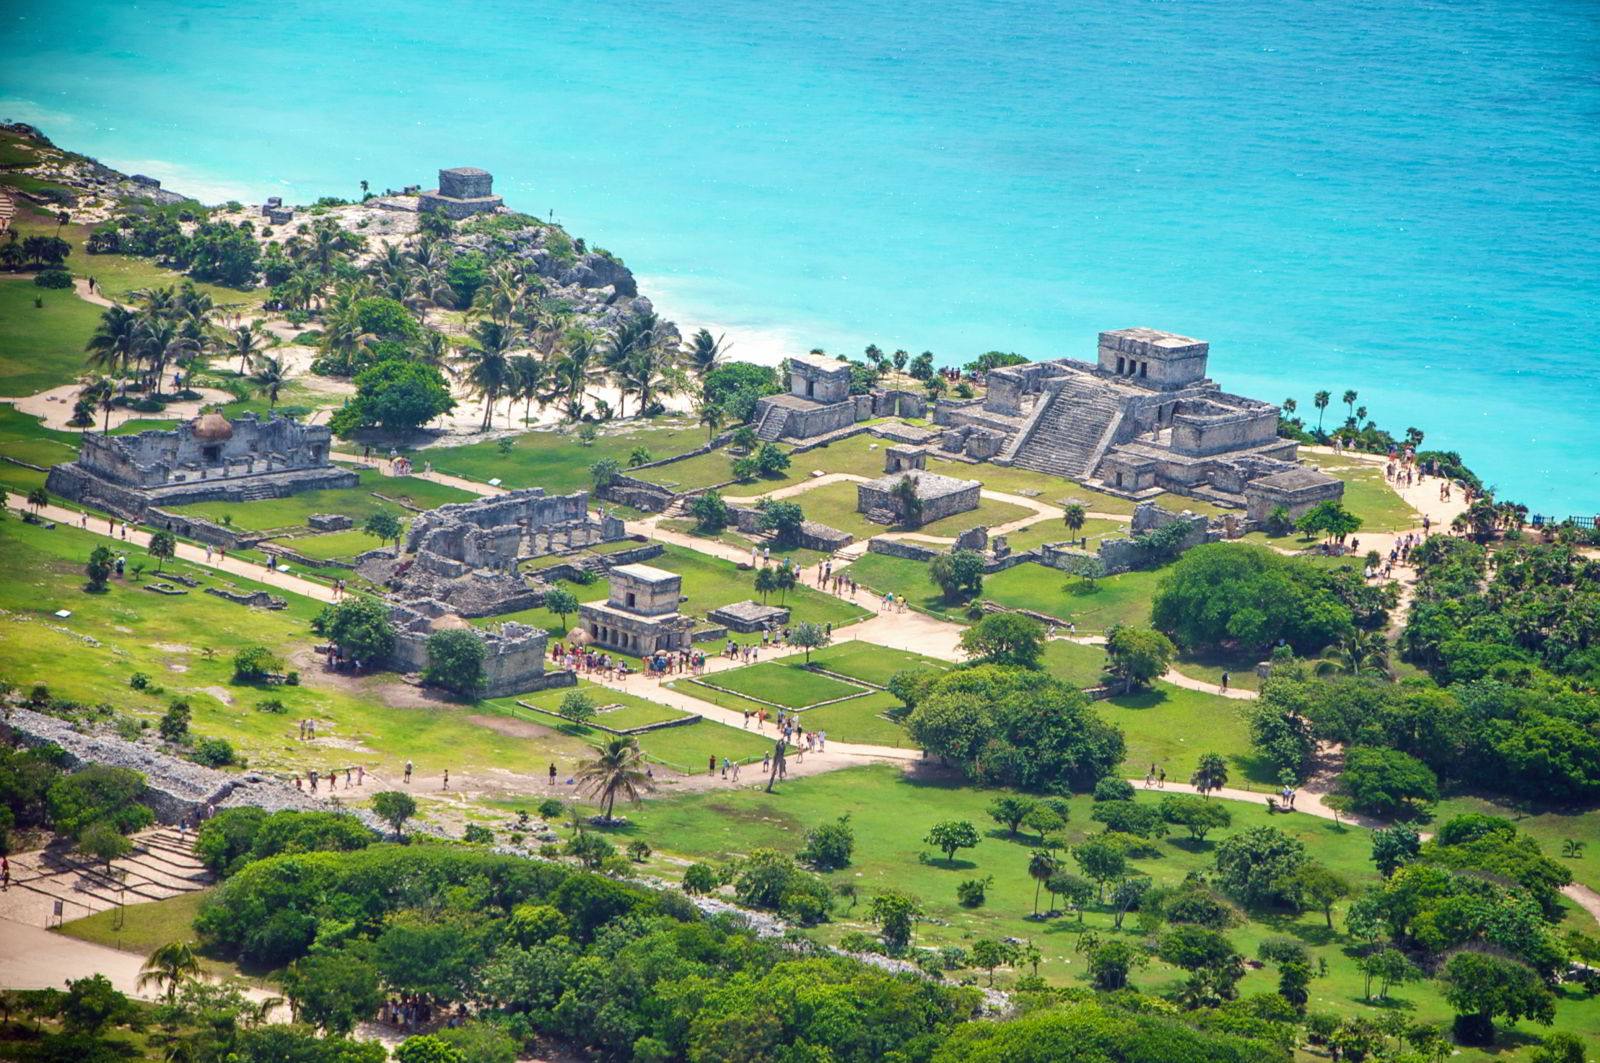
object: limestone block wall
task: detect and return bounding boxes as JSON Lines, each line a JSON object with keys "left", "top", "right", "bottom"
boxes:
{"left": 873, "top": 389, "right": 926, "bottom": 419}
{"left": 1170, "top": 404, "right": 1279, "bottom": 456}
{"left": 781, "top": 401, "right": 859, "bottom": 440}
{"left": 856, "top": 479, "right": 979, "bottom": 524}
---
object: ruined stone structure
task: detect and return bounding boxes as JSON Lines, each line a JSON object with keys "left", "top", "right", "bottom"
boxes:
{"left": 364, "top": 487, "right": 626, "bottom": 617}
{"left": 419, "top": 167, "right": 504, "bottom": 219}
{"left": 1243, "top": 466, "right": 1347, "bottom": 521}
{"left": 46, "top": 412, "right": 357, "bottom": 520}
{"left": 884, "top": 445, "right": 926, "bottom": 474}
{"left": 857, "top": 468, "right": 981, "bottom": 526}
{"left": 752, "top": 354, "right": 866, "bottom": 442}
{"left": 386, "top": 603, "right": 572, "bottom": 699}
{"left": 578, "top": 565, "right": 694, "bottom": 655}
{"left": 934, "top": 328, "right": 1341, "bottom": 510}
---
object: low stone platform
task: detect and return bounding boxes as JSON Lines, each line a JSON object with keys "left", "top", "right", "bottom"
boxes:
{"left": 708, "top": 599, "right": 791, "bottom": 633}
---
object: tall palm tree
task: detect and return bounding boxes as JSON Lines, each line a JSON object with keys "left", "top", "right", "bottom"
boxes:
{"left": 510, "top": 353, "right": 546, "bottom": 427}
{"left": 574, "top": 737, "right": 654, "bottom": 822}
{"left": 546, "top": 328, "right": 602, "bottom": 419}
{"left": 1028, "top": 850, "right": 1057, "bottom": 916}
{"left": 136, "top": 941, "right": 201, "bottom": 1003}
{"left": 1313, "top": 391, "right": 1331, "bottom": 433}
{"left": 1062, "top": 503, "right": 1087, "bottom": 542}
{"left": 470, "top": 262, "right": 525, "bottom": 326}
{"left": 221, "top": 323, "right": 266, "bottom": 377}
{"left": 1341, "top": 389, "right": 1358, "bottom": 423}
{"left": 85, "top": 305, "right": 141, "bottom": 379}
{"left": 251, "top": 355, "right": 288, "bottom": 408}
{"left": 683, "top": 328, "right": 729, "bottom": 377}
{"left": 695, "top": 396, "right": 726, "bottom": 441}
{"left": 458, "top": 320, "right": 514, "bottom": 429}
{"left": 134, "top": 316, "right": 198, "bottom": 395}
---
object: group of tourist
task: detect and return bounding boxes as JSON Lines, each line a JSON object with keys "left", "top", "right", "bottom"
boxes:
{"left": 549, "top": 642, "right": 627, "bottom": 677}
{"left": 292, "top": 764, "right": 364, "bottom": 793}
{"left": 643, "top": 649, "right": 705, "bottom": 676}
{"left": 378, "top": 995, "right": 467, "bottom": 1033}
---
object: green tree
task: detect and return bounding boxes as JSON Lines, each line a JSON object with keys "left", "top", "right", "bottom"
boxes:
{"left": 1275, "top": 861, "right": 1350, "bottom": 929}
{"left": 1159, "top": 794, "right": 1232, "bottom": 841}
{"left": 1073, "top": 835, "right": 1127, "bottom": 900}
{"left": 798, "top": 815, "right": 855, "bottom": 870}
{"left": 988, "top": 795, "right": 1036, "bottom": 837}
{"left": 574, "top": 737, "right": 653, "bottom": 822}
{"left": 929, "top": 548, "right": 984, "bottom": 601}
{"left": 755, "top": 441, "right": 790, "bottom": 476}
{"left": 1336, "top": 746, "right": 1438, "bottom": 817}
{"left": 958, "top": 613, "right": 1044, "bottom": 669}
{"left": 424, "top": 628, "right": 486, "bottom": 697}
{"left": 329, "top": 360, "right": 456, "bottom": 436}
{"left": 1441, "top": 952, "right": 1555, "bottom": 1045}
{"left": 371, "top": 790, "right": 417, "bottom": 837}
{"left": 970, "top": 938, "right": 1015, "bottom": 986}
{"left": 756, "top": 498, "right": 805, "bottom": 546}
{"left": 1190, "top": 751, "right": 1229, "bottom": 796}
{"left": 689, "top": 490, "right": 729, "bottom": 533}
{"left": 543, "top": 587, "right": 579, "bottom": 631}
{"left": 891, "top": 474, "right": 925, "bottom": 527}
{"left": 363, "top": 511, "right": 403, "bottom": 549}
{"left": 1214, "top": 826, "right": 1307, "bottom": 907}
{"left": 1371, "top": 825, "right": 1422, "bottom": 877}
{"left": 1062, "top": 503, "right": 1087, "bottom": 541}
{"left": 395, "top": 1034, "right": 465, "bottom": 1063}
{"left": 49, "top": 765, "right": 154, "bottom": 838}
{"left": 682, "top": 863, "right": 717, "bottom": 896}
{"left": 925, "top": 820, "right": 980, "bottom": 865}
{"left": 146, "top": 528, "right": 176, "bottom": 573}
{"left": 1027, "top": 849, "right": 1057, "bottom": 916}
{"left": 1151, "top": 543, "right": 1353, "bottom": 654}
{"left": 559, "top": 690, "right": 597, "bottom": 724}
{"left": 1313, "top": 390, "right": 1330, "bottom": 432}
{"left": 250, "top": 354, "right": 288, "bottom": 408}
{"left": 85, "top": 545, "right": 114, "bottom": 591}
{"left": 869, "top": 890, "right": 923, "bottom": 952}
{"left": 1531, "top": 1033, "right": 1589, "bottom": 1063}
{"left": 589, "top": 457, "right": 622, "bottom": 492}
{"left": 158, "top": 698, "right": 191, "bottom": 742}
{"left": 78, "top": 819, "right": 132, "bottom": 873}
{"left": 1361, "top": 947, "right": 1418, "bottom": 1001}
{"left": 27, "top": 486, "right": 48, "bottom": 513}
{"left": 1087, "top": 940, "right": 1146, "bottom": 990}
{"left": 789, "top": 621, "right": 829, "bottom": 662}
{"left": 1104, "top": 625, "right": 1174, "bottom": 693}
{"left": 323, "top": 595, "right": 395, "bottom": 665}
{"left": 279, "top": 950, "right": 383, "bottom": 1036}
{"left": 136, "top": 942, "right": 200, "bottom": 1003}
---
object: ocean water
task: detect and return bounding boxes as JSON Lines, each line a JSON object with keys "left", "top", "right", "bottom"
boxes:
{"left": 4, "top": 0, "right": 1597, "bottom": 513}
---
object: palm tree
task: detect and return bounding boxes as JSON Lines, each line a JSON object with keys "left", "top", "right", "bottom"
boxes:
{"left": 546, "top": 328, "right": 602, "bottom": 419}
{"left": 134, "top": 316, "right": 199, "bottom": 395}
{"left": 1282, "top": 397, "right": 1297, "bottom": 416}
{"left": 574, "top": 737, "right": 654, "bottom": 822}
{"left": 1341, "top": 390, "right": 1358, "bottom": 423}
{"left": 415, "top": 327, "right": 452, "bottom": 370}
{"left": 696, "top": 397, "right": 726, "bottom": 441}
{"left": 470, "top": 262, "right": 524, "bottom": 326}
{"left": 459, "top": 320, "right": 514, "bottom": 429}
{"left": 85, "top": 305, "right": 141, "bottom": 380}
{"left": 1062, "top": 503, "right": 1087, "bottom": 543}
{"left": 891, "top": 475, "right": 924, "bottom": 527}
{"left": 1313, "top": 391, "right": 1331, "bottom": 433}
{"left": 1190, "top": 753, "right": 1229, "bottom": 797}
{"left": 683, "top": 328, "right": 729, "bottom": 377}
{"left": 510, "top": 353, "right": 546, "bottom": 426}
{"left": 1028, "top": 850, "right": 1057, "bottom": 916}
{"left": 0, "top": 241, "right": 25, "bottom": 271}
{"left": 1316, "top": 630, "right": 1390, "bottom": 679}
{"left": 137, "top": 941, "right": 201, "bottom": 1003}
{"left": 250, "top": 355, "right": 288, "bottom": 408}
{"left": 221, "top": 323, "right": 266, "bottom": 377}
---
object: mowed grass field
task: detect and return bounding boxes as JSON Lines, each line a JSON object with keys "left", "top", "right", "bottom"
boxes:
{"left": 165, "top": 466, "right": 477, "bottom": 532}
{"left": 415, "top": 420, "right": 711, "bottom": 495}
{"left": 0, "top": 278, "right": 106, "bottom": 396}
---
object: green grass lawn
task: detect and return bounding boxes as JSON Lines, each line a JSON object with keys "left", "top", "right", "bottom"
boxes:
{"left": 695, "top": 661, "right": 867, "bottom": 709}
{"left": 57, "top": 890, "right": 266, "bottom": 981}
{"left": 656, "top": 519, "right": 831, "bottom": 570}
{"left": 416, "top": 419, "right": 711, "bottom": 494}
{"left": 277, "top": 527, "right": 379, "bottom": 561}
{"left": 922, "top": 460, "right": 1136, "bottom": 515}
{"left": 164, "top": 467, "right": 476, "bottom": 532}
{"left": 494, "top": 681, "right": 690, "bottom": 730}
{"left": 1041, "top": 639, "right": 1109, "bottom": 689}
{"left": 0, "top": 405, "right": 83, "bottom": 496}
{"left": 1298, "top": 453, "right": 1422, "bottom": 532}
{"left": 647, "top": 433, "right": 882, "bottom": 494}
{"left": 1169, "top": 646, "right": 1265, "bottom": 693}
{"left": 846, "top": 552, "right": 1163, "bottom": 633}
{"left": 0, "top": 519, "right": 598, "bottom": 784}
{"left": 764, "top": 480, "right": 1033, "bottom": 541}
{"left": 802, "top": 640, "right": 950, "bottom": 685}
{"left": 1098, "top": 682, "right": 1275, "bottom": 786}
{"left": 0, "top": 278, "right": 107, "bottom": 396}
{"left": 656, "top": 542, "right": 869, "bottom": 633}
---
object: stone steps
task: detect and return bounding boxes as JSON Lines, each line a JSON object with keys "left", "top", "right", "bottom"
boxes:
{"left": 755, "top": 405, "right": 790, "bottom": 442}
{"left": 0, "top": 827, "right": 215, "bottom": 928}
{"left": 1011, "top": 380, "right": 1126, "bottom": 479}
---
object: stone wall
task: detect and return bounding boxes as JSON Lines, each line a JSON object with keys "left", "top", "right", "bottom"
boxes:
{"left": 71, "top": 413, "right": 337, "bottom": 489}
{"left": 598, "top": 474, "right": 677, "bottom": 512}
{"left": 781, "top": 400, "right": 859, "bottom": 440}
{"left": 873, "top": 389, "right": 926, "bottom": 419}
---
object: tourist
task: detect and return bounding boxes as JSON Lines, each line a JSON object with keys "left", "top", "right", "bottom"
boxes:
{"left": 357, "top": 765, "right": 364, "bottom": 786}
{"left": 309, "top": 770, "right": 318, "bottom": 792}
{"left": 721, "top": 756, "right": 729, "bottom": 778}
{"left": 404, "top": 759, "right": 413, "bottom": 783}
{"left": 1220, "top": 671, "right": 1229, "bottom": 691}
{"left": 549, "top": 762, "right": 557, "bottom": 786}
{"left": 345, "top": 767, "right": 353, "bottom": 787}
{"left": 1158, "top": 768, "right": 1166, "bottom": 788}
{"left": 442, "top": 769, "right": 449, "bottom": 790}
{"left": 1, "top": 855, "right": 8, "bottom": 891}
{"left": 762, "top": 750, "right": 770, "bottom": 773}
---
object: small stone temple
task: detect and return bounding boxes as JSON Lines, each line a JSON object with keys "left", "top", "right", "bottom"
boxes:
{"left": 419, "top": 167, "right": 504, "bottom": 219}
{"left": 857, "top": 468, "right": 981, "bottom": 526}
{"left": 577, "top": 564, "right": 694, "bottom": 656}
{"left": 47, "top": 412, "right": 357, "bottom": 519}
{"left": 932, "top": 327, "right": 1342, "bottom": 511}
{"left": 708, "top": 600, "right": 790, "bottom": 633}
{"left": 751, "top": 353, "right": 861, "bottom": 441}
{"left": 386, "top": 604, "right": 571, "bottom": 699}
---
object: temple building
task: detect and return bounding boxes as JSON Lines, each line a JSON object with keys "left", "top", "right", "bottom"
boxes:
{"left": 577, "top": 564, "right": 694, "bottom": 656}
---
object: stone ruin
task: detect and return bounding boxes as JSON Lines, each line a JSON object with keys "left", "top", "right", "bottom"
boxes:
{"left": 359, "top": 486, "right": 626, "bottom": 618}
{"left": 419, "top": 167, "right": 504, "bottom": 219}
{"left": 857, "top": 468, "right": 982, "bottom": 526}
{"left": 578, "top": 564, "right": 695, "bottom": 656}
{"left": 386, "top": 603, "right": 572, "bottom": 700}
{"left": 47, "top": 412, "right": 357, "bottom": 521}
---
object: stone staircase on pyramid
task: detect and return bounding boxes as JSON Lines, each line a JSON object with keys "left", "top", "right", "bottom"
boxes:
{"left": 1004, "top": 378, "right": 1130, "bottom": 481}
{"left": 754, "top": 404, "right": 790, "bottom": 442}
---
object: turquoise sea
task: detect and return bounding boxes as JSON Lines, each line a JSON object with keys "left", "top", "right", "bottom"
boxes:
{"left": 4, "top": 0, "right": 1597, "bottom": 513}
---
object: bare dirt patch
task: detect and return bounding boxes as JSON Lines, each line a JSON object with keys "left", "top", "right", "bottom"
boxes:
{"left": 192, "top": 685, "right": 234, "bottom": 705}
{"left": 466, "top": 714, "right": 560, "bottom": 741}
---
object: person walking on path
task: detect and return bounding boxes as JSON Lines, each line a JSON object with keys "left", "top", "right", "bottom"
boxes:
{"left": 442, "top": 770, "right": 449, "bottom": 790}
{"left": 403, "top": 759, "right": 413, "bottom": 784}
{"left": 549, "top": 763, "right": 557, "bottom": 786}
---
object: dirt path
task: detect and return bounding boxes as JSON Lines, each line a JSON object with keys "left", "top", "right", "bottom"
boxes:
{"left": 4, "top": 384, "right": 237, "bottom": 430}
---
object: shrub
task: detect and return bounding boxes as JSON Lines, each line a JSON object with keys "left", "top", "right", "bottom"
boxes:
{"left": 463, "top": 824, "right": 494, "bottom": 845}
{"left": 797, "top": 815, "right": 854, "bottom": 870}
{"left": 233, "top": 646, "right": 281, "bottom": 682}
{"left": 128, "top": 672, "right": 152, "bottom": 691}
{"left": 158, "top": 700, "right": 191, "bottom": 742}
{"left": 424, "top": 628, "right": 486, "bottom": 697}
{"left": 627, "top": 840, "right": 652, "bottom": 862}
{"left": 190, "top": 738, "right": 236, "bottom": 767}
{"left": 34, "top": 268, "right": 73, "bottom": 289}
{"left": 257, "top": 698, "right": 287, "bottom": 714}
{"left": 1093, "top": 777, "right": 1136, "bottom": 802}
{"left": 538, "top": 798, "right": 564, "bottom": 820}
{"left": 682, "top": 863, "right": 717, "bottom": 896}
{"left": 956, "top": 876, "right": 992, "bottom": 908}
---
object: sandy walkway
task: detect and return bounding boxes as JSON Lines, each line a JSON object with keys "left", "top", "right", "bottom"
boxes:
{"left": 4, "top": 384, "right": 237, "bottom": 431}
